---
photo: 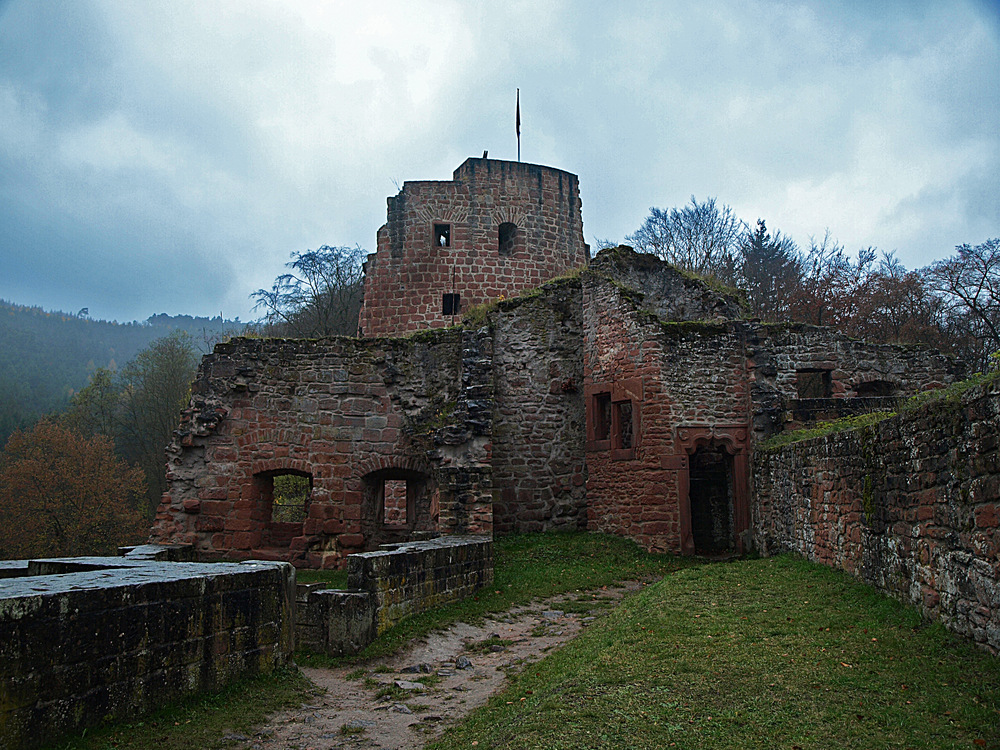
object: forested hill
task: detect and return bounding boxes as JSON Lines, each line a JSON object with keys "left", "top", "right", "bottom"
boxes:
{"left": 0, "top": 300, "right": 246, "bottom": 444}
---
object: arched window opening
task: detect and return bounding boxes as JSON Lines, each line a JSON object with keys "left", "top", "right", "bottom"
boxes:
{"left": 361, "top": 467, "right": 435, "bottom": 549}
{"left": 498, "top": 222, "right": 517, "bottom": 256}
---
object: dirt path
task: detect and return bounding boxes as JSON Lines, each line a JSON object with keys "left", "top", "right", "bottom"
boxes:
{"left": 241, "top": 582, "right": 643, "bottom": 750}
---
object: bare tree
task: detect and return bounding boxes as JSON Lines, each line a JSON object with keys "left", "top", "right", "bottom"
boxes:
{"left": 252, "top": 244, "right": 365, "bottom": 337}
{"left": 924, "top": 239, "right": 1000, "bottom": 371}
{"left": 626, "top": 197, "right": 747, "bottom": 284}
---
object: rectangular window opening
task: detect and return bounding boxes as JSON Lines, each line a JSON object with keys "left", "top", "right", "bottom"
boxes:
{"left": 433, "top": 223, "right": 451, "bottom": 247}
{"left": 443, "top": 293, "right": 461, "bottom": 316}
{"left": 593, "top": 392, "right": 612, "bottom": 441}
{"left": 796, "top": 369, "right": 832, "bottom": 399}
{"left": 615, "top": 401, "right": 634, "bottom": 450}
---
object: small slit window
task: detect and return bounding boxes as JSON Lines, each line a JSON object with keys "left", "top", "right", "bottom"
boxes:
{"left": 433, "top": 223, "right": 451, "bottom": 247}
{"left": 856, "top": 380, "right": 895, "bottom": 397}
{"left": 443, "top": 293, "right": 461, "bottom": 316}
{"left": 498, "top": 222, "right": 517, "bottom": 256}
{"left": 615, "top": 401, "right": 634, "bottom": 450}
{"left": 593, "top": 392, "right": 612, "bottom": 441}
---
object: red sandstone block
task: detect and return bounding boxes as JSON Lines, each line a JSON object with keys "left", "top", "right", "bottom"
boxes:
{"left": 232, "top": 531, "right": 259, "bottom": 549}
{"left": 975, "top": 504, "right": 999, "bottom": 528}
{"left": 339, "top": 533, "right": 364, "bottom": 547}
{"left": 226, "top": 518, "right": 255, "bottom": 532}
{"left": 182, "top": 499, "right": 201, "bottom": 514}
{"left": 197, "top": 487, "right": 230, "bottom": 501}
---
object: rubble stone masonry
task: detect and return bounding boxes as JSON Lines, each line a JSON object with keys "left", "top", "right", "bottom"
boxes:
{"left": 753, "top": 377, "right": 1000, "bottom": 652}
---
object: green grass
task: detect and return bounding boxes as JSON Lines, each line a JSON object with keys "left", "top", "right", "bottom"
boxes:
{"left": 294, "top": 567, "right": 348, "bottom": 587}
{"left": 295, "top": 531, "right": 695, "bottom": 667}
{"left": 54, "top": 667, "right": 313, "bottom": 750}
{"left": 429, "top": 555, "right": 1000, "bottom": 750}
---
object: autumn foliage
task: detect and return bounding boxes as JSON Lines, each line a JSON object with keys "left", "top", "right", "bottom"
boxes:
{"left": 0, "top": 420, "right": 147, "bottom": 559}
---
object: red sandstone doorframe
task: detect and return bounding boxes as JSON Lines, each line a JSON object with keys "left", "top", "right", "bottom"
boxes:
{"left": 661, "top": 425, "right": 750, "bottom": 555}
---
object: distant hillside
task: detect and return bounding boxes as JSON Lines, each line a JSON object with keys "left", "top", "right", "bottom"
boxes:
{"left": 0, "top": 300, "right": 248, "bottom": 445}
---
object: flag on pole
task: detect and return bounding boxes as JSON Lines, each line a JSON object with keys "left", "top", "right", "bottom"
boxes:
{"left": 516, "top": 88, "right": 521, "bottom": 162}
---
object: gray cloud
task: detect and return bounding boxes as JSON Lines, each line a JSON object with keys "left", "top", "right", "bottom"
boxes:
{"left": 0, "top": 0, "right": 997, "bottom": 321}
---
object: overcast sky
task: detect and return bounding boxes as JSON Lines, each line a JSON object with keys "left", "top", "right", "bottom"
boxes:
{"left": 1, "top": 1, "right": 998, "bottom": 323}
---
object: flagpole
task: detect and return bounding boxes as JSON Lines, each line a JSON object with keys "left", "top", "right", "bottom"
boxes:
{"left": 516, "top": 88, "right": 521, "bottom": 162}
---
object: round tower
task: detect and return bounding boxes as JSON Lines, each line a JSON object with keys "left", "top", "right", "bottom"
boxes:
{"left": 358, "top": 157, "right": 589, "bottom": 337}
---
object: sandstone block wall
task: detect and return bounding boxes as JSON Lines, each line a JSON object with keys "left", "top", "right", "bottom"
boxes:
{"left": 349, "top": 535, "right": 493, "bottom": 634}
{"left": 753, "top": 377, "right": 1000, "bottom": 652}
{"left": 490, "top": 277, "right": 588, "bottom": 534}
{"left": 151, "top": 329, "right": 493, "bottom": 568}
{"left": 745, "top": 322, "right": 964, "bottom": 438}
{"left": 359, "top": 158, "right": 589, "bottom": 337}
{"left": 0, "top": 549, "right": 294, "bottom": 750}
{"left": 296, "top": 536, "right": 493, "bottom": 655}
{"left": 582, "top": 270, "right": 751, "bottom": 554}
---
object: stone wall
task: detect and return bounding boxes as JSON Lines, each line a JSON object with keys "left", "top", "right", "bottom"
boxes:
{"left": 296, "top": 536, "right": 493, "bottom": 655}
{"left": 752, "top": 377, "right": 1000, "bottom": 652}
{"left": 490, "top": 277, "right": 588, "bottom": 534}
{"left": 358, "top": 158, "right": 589, "bottom": 337}
{"left": 0, "top": 547, "right": 294, "bottom": 750}
{"left": 745, "top": 322, "right": 964, "bottom": 438}
{"left": 150, "top": 329, "right": 493, "bottom": 568}
{"left": 582, "top": 270, "right": 752, "bottom": 554}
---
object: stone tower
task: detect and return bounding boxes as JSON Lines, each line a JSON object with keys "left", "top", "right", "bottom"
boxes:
{"left": 358, "top": 157, "right": 589, "bottom": 336}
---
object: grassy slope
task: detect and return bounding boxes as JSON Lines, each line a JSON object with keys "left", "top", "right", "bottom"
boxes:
{"left": 430, "top": 555, "right": 1000, "bottom": 750}
{"left": 54, "top": 536, "right": 1000, "bottom": 749}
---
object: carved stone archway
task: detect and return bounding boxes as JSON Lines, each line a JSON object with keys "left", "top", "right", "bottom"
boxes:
{"left": 662, "top": 425, "right": 750, "bottom": 555}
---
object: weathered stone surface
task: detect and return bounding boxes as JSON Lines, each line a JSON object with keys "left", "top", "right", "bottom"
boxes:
{"left": 295, "top": 536, "right": 493, "bottom": 655}
{"left": 358, "top": 157, "right": 589, "bottom": 337}
{"left": 753, "top": 377, "right": 1000, "bottom": 653}
{"left": 0, "top": 555, "right": 294, "bottom": 750}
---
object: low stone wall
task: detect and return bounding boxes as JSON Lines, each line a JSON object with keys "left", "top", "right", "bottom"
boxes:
{"left": 297, "top": 535, "right": 492, "bottom": 655}
{"left": 0, "top": 546, "right": 294, "bottom": 750}
{"left": 753, "top": 378, "right": 1000, "bottom": 653}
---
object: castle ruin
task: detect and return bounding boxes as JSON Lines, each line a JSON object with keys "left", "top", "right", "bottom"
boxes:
{"left": 150, "top": 157, "right": 961, "bottom": 567}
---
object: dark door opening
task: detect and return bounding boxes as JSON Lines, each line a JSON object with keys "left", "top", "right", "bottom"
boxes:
{"left": 688, "top": 445, "right": 734, "bottom": 555}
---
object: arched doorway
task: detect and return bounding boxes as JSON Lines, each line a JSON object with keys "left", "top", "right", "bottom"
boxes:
{"left": 673, "top": 425, "right": 750, "bottom": 556}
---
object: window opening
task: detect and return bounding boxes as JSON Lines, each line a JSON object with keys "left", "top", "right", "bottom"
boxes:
{"left": 856, "top": 379, "right": 895, "bottom": 397}
{"left": 254, "top": 469, "right": 313, "bottom": 549}
{"left": 796, "top": 369, "right": 832, "bottom": 399}
{"left": 615, "top": 401, "right": 633, "bottom": 449}
{"left": 593, "top": 392, "right": 612, "bottom": 441}
{"left": 433, "top": 223, "right": 451, "bottom": 247}
{"left": 271, "top": 474, "right": 310, "bottom": 523}
{"left": 498, "top": 222, "right": 517, "bottom": 256}
{"left": 383, "top": 478, "right": 408, "bottom": 526}
{"left": 443, "top": 293, "right": 461, "bottom": 316}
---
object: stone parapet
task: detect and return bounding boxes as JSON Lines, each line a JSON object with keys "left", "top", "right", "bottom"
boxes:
{"left": 753, "top": 377, "right": 1000, "bottom": 653}
{"left": 0, "top": 555, "right": 294, "bottom": 750}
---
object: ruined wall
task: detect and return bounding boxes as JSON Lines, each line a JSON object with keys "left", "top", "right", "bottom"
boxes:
{"left": 0, "top": 550, "right": 294, "bottom": 750}
{"left": 151, "top": 329, "right": 493, "bottom": 569}
{"left": 581, "top": 272, "right": 752, "bottom": 554}
{"left": 296, "top": 536, "right": 493, "bottom": 656}
{"left": 589, "top": 245, "right": 744, "bottom": 321}
{"left": 490, "top": 277, "right": 588, "bottom": 534}
{"left": 753, "top": 377, "right": 1000, "bottom": 652}
{"left": 358, "top": 158, "right": 589, "bottom": 337}
{"left": 745, "top": 323, "right": 963, "bottom": 438}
